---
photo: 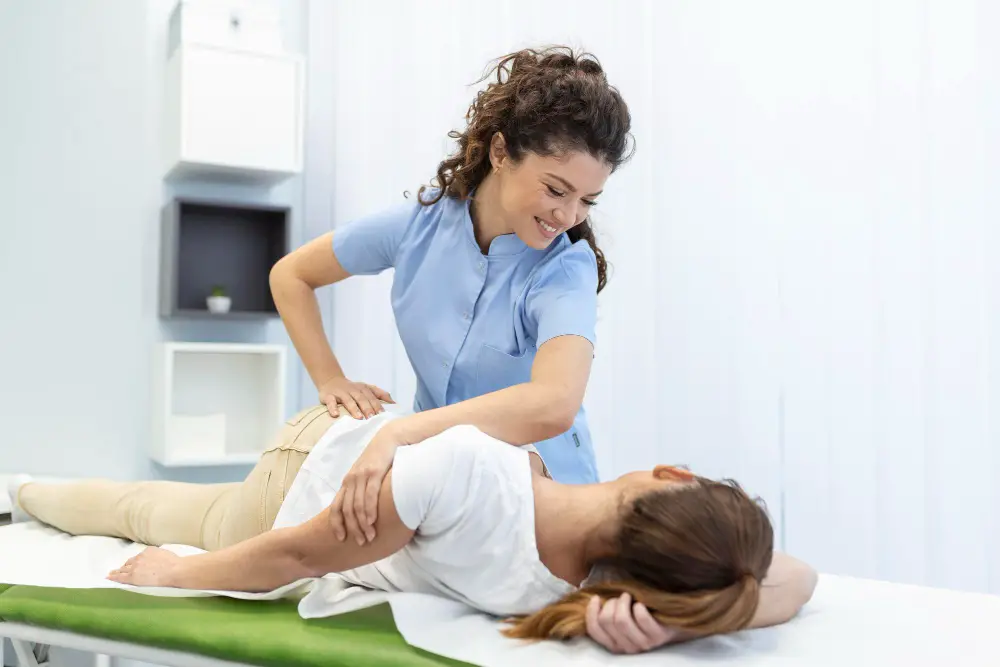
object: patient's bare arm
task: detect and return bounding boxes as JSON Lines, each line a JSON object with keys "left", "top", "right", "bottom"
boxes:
{"left": 666, "top": 552, "right": 817, "bottom": 644}
{"left": 108, "top": 471, "right": 415, "bottom": 593}
{"left": 585, "top": 550, "right": 817, "bottom": 654}
{"left": 747, "top": 551, "right": 818, "bottom": 630}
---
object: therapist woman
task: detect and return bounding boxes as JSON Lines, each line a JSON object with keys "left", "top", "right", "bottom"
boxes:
{"left": 270, "top": 46, "right": 665, "bottom": 654}
{"left": 272, "top": 45, "right": 629, "bottom": 489}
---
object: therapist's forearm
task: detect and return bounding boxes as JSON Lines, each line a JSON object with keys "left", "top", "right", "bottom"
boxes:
{"left": 270, "top": 268, "right": 345, "bottom": 389}
{"left": 393, "top": 382, "right": 574, "bottom": 447}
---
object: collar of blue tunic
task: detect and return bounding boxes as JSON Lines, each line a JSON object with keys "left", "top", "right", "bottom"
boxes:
{"left": 461, "top": 192, "right": 530, "bottom": 258}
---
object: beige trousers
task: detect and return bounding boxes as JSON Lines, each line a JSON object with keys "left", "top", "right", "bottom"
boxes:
{"left": 17, "top": 405, "right": 337, "bottom": 551}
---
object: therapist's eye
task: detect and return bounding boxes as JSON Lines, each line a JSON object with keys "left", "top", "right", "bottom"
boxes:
{"left": 545, "top": 184, "right": 565, "bottom": 198}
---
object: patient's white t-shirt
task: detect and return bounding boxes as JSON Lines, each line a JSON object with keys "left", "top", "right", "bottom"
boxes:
{"left": 272, "top": 411, "right": 576, "bottom": 617}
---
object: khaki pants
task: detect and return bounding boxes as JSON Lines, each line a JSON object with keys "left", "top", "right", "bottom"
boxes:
{"left": 17, "top": 405, "right": 337, "bottom": 551}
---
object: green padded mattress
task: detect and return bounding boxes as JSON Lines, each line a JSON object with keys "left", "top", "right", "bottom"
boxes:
{"left": 0, "top": 585, "right": 473, "bottom": 667}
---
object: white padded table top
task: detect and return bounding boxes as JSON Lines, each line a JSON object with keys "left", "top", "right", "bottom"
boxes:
{"left": 1, "top": 522, "right": 999, "bottom": 666}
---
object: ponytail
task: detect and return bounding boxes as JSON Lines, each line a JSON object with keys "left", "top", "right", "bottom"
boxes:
{"left": 502, "top": 576, "right": 761, "bottom": 642}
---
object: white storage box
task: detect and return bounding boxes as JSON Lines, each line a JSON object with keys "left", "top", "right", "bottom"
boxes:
{"left": 151, "top": 342, "right": 287, "bottom": 467}
{"left": 166, "top": 413, "right": 228, "bottom": 462}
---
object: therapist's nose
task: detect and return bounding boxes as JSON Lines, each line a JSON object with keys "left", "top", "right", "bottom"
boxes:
{"left": 552, "top": 201, "right": 580, "bottom": 228}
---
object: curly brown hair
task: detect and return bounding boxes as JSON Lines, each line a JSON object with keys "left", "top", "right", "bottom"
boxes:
{"left": 418, "top": 46, "right": 634, "bottom": 294}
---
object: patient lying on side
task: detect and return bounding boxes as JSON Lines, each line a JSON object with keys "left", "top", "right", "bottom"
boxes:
{"left": 8, "top": 405, "right": 817, "bottom": 650}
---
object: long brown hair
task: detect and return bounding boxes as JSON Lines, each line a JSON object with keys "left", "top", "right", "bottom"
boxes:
{"left": 418, "top": 46, "right": 634, "bottom": 294}
{"left": 504, "top": 478, "right": 774, "bottom": 641}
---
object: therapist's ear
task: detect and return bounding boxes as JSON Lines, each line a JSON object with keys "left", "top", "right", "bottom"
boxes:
{"left": 489, "top": 132, "right": 508, "bottom": 171}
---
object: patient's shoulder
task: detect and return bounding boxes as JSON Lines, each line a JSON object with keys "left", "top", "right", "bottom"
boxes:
{"left": 390, "top": 426, "right": 529, "bottom": 533}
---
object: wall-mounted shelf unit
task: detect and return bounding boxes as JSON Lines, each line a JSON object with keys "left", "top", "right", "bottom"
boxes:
{"left": 163, "top": 41, "right": 305, "bottom": 185}
{"left": 159, "top": 197, "right": 289, "bottom": 320}
{"left": 151, "top": 342, "right": 287, "bottom": 467}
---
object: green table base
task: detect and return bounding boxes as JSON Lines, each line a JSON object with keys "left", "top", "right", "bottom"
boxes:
{"left": 0, "top": 585, "right": 473, "bottom": 667}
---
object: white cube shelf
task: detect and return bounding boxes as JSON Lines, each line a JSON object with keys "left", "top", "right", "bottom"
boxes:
{"left": 163, "top": 42, "right": 305, "bottom": 184}
{"left": 152, "top": 342, "right": 287, "bottom": 467}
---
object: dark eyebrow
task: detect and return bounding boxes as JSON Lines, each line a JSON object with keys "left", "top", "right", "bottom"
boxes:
{"left": 544, "top": 173, "right": 603, "bottom": 198}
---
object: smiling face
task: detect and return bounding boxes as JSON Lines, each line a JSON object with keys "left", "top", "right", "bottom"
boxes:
{"left": 490, "top": 134, "right": 613, "bottom": 249}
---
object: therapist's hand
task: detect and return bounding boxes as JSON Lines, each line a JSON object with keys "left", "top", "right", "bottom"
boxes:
{"left": 318, "top": 376, "right": 394, "bottom": 420}
{"left": 329, "top": 423, "right": 404, "bottom": 545}
{"left": 586, "top": 593, "right": 678, "bottom": 654}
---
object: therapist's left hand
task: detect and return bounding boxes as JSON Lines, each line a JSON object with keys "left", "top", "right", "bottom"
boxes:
{"left": 329, "top": 423, "right": 405, "bottom": 545}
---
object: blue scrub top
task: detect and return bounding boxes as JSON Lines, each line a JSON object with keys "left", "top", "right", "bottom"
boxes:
{"left": 332, "top": 192, "right": 599, "bottom": 484}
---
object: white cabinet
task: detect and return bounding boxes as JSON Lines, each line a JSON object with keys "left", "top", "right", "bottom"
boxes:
{"left": 151, "top": 342, "right": 287, "bottom": 467}
{"left": 169, "top": 0, "right": 285, "bottom": 55}
{"left": 163, "top": 43, "right": 305, "bottom": 184}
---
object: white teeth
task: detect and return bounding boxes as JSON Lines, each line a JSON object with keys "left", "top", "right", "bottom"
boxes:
{"left": 537, "top": 218, "right": 557, "bottom": 233}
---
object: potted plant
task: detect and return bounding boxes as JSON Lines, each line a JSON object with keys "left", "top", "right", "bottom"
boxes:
{"left": 206, "top": 285, "right": 232, "bottom": 314}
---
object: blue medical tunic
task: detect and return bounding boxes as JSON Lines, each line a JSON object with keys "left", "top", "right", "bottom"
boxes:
{"left": 331, "top": 192, "right": 600, "bottom": 484}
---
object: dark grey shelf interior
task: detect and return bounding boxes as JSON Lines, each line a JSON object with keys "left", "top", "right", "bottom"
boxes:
{"left": 160, "top": 198, "right": 289, "bottom": 319}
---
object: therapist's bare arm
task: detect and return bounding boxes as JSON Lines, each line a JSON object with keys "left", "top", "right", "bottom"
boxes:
{"left": 269, "top": 232, "right": 350, "bottom": 390}
{"left": 390, "top": 334, "right": 594, "bottom": 447}
{"left": 270, "top": 232, "right": 391, "bottom": 418}
{"left": 125, "top": 471, "right": 414, "bottom": 593}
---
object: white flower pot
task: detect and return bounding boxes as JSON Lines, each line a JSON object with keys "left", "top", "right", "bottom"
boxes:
{"left": 206, "top": 295, "right": 232, "bottom": 314}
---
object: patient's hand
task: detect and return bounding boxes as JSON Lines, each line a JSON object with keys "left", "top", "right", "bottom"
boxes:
{"left": 107, "top": 547, "right": 182, "bottom": 588}
{"left": 330, "top": 424, "right": 401, "bottom": 545}
{"left": 585, "top": 593, "right": 678, "bottom": 654}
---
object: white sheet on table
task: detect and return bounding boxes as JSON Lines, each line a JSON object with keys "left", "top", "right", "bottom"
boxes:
{"left": 2, "top": 522, "right": 999, "bottom": 666}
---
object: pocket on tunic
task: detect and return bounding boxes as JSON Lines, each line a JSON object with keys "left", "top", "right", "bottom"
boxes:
{"left": 475, "top": 344, "right": 534, "bottom": 396}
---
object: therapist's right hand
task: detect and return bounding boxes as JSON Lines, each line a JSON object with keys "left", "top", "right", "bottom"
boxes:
{"left": 318, "top": 376, "right": 394, "bottom": 420}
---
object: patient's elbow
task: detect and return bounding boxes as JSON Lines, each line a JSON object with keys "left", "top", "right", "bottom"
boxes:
{"left": 756, "top": 554, "right": 818, "bottom": 628}
{"left": 783, "top": 558, "right": 819, "bottom": 619}
{"left": 795, "top": 562, "right": 819, "bottom": 608}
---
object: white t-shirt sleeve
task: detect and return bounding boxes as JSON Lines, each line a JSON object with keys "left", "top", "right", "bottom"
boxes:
{"left": 389, "top": 426, "right": 482, "bottom": 532}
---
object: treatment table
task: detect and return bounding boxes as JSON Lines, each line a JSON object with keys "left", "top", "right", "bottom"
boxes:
{"left": 2, "top": 521, "right": 1000, "bottom": 667}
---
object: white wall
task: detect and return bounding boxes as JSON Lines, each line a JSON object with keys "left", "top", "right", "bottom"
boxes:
{"left": 312, "top": 0, "right": 1000, "bottom": 595}
{"left": 0, "top": 0, "right": 308, "bottom": 485}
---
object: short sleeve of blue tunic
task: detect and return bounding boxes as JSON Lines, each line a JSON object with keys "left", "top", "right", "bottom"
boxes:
{"left": 332, "top": 192, "right": 600, "bottom": 484}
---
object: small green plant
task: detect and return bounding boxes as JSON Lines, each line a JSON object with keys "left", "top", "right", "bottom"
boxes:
{"left": 210, "top": 285, "right": 227, "bottom": 297}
